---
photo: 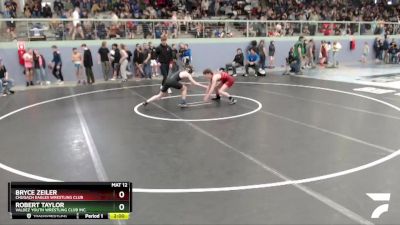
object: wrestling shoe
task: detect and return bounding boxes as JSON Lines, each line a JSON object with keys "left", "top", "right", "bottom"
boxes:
{"left": 178, "top": 100, "right": 188, "bottom": 108}
{"left": 211, "top": 95, "right": 221, "bottom": 101}
{"left": 229, "top": 97, "right": 237, "bottom": 105}
{"left": 178, "top": 103, "right": 188, "bottom": 108}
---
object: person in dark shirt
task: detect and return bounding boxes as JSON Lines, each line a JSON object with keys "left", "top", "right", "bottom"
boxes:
{"left": 42, "top": 4, "right": 52, "bottom": 18}
{"left": 268, "top": 41, "right": 276, "bottom": 68}
{"left": 53, "top": 0, "right": 64, "bottom": 16}
{"left": 97, "top": 41, "right": 111, "bottom": 81}
{"left": 50, "top": 45, "right": 64, "bottom": 84}
{"left": 156, "top": 36, "right": 173, "bottom": 90}
{"left": 110, "top": 43, "right": 121, "bottom": 80}
{"left": 133, "top": 44, "right": 144, "bottom": 79}
{"left": 142, "top": 43, "right": 151, "bottom": 79}
{"left": 389, "top": 43, "right": 399, "bottom": 64}
{"left": 142, "top": 17, "right": 152, "bottom": 39}
{"left": 82, "top": 44, "right": 95, "bottom": 84}
{"left": 225, "top": 48, "right": 244, "bottom": 76}
{"left": 0, "top": 58, "right": 15, "bottom": 96}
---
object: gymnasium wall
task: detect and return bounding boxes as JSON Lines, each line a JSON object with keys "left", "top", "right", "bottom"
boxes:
{"left": 0, "top": 36, "right": 384, "bottom": 85}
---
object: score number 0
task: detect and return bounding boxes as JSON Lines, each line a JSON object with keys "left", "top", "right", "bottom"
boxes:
{"left": 118, "top": 191, "right": 126, "bottom": 211}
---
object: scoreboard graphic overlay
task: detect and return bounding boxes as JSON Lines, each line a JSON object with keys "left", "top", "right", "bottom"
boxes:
{"left": 8, "top": 182, "right": 132, "bottom": 220}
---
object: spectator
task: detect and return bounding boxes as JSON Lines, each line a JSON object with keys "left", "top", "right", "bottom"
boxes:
{"left": 257, "top": 40, "right": 267, "bottom": 70}
{"left": 225, "top": 48, "right": 244, "bottom": 77}
{"left": 82, "top": 44, "right": 95, "bottom": 84}
{"left": 244, "top": 48, "right": 259, "bottom": 77}
{"left": 142, "top": 43, "right": 152, "bottom": 79}
{"left": 319, "top": 41, "right": 328, "bottom": 66}
{"left": 71, "top": 7, "right": 84, "bottom": 40}
{"left": 110, "top": 43, "right": 121, "bottom": 80}
{"left": 133, "top": 44, "right": 145, "bottom": 79}
{"left": 149, "top": 42, "right": 159, "bottom": 77}
{"left": 361, "top": 42, "right": 369, "bottom": 64}
{"left": 33, "top": 49, "right": 50, "bottom": 85}
{"left": 170, "top": 11, "right": 178, "bottom": 38}
{"left": 4, "top": 5, "right": 17, "bottom": 40}
{"left": 0, "top": 58, "right": 15, "bottom": 96}
{"left": 287, "top": 47, "right": 297, "bottom": 74}
{"left": 306, "top": 39, "right": 315, "bottom": 68}
{"left": 377, "top": 39, "right": 384, "bottom": 63}
{"left": 142, "top": 17, "right": 153, "bottom": 39}
{"left": 126, "top": 47, "right": 133, "bottom": 76}
{"left": 326, "top": 41, "right": 332, "bottom": 65}
{"left": 98, "top": 41, "right": 111, "bottom": 81}
{"left": 246, "top": 40, "right": 257, "bottom": 57}
{"left": 267, "top": 41, "right": 276, "bottom": 69}
{"left": 183, "top": 11, "right": 192, "bottom": 34}
{"left": 17, "top": 43, "right": 26, "bottom": 76}
{"left": 71, "top": 47, "right": 84, "bottom": 85}
{"left": 50, "top": 45, "right": 64, "bottom": 85}
{"left": 383, "top": 36, "right": 390, "bottom": 63}
{"left": 156, "top": 35, "right": 173, "bottom": 92}
{"left": 53, "top": 0, "right": 64, "bottom": 16}
{"left": 42, "top": 4, "right": 52, "bottom": 18}
{"left": 293, "top": 36, "right": 304, "bottom": 75}
{"left": 373, "top": 37, "right": 380, "bottom": 62}
{"left": 389, "top": 43, "right": 398, "bottom": 64}
{"left": 23, "top": 3, "right": 32, "bottom": 17}
{"left": 181, "top": 44, "right": 192, "bottom": 66}
{"left": 331, "top": 41, "right": 342, "bottom": 67}
{"left": 170, "top": 44, "right": 179, "bottom": 74}
{"left": 31, "top": 3, "right": 41, "bottom": 18}
{"left": 23, "top": 49, "right": 34, "bottom": 87}
{"left": 119, "top": 44, "right": 129, "bottom": 82}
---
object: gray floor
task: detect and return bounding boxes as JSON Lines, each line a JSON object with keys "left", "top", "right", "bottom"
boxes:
{"left": 1, "top": 74, "right": 400, "bottom": 225}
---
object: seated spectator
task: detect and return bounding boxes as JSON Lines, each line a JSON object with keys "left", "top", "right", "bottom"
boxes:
{"left": 91, "top": 2, "right": 102, "bottom": 15}
{"left": 287, "top": 47, "right": 296, "bottom": 74}
{"left": 4, "top": 5, "right": 17, "bottom": 40}
{"left": 53, "top": 0, "right": 64, "bottom": 16}
{"left": 244, "top": 48, "right": 259, "bottom": 77}
{"left": 0, "top": 58, "right": 15, "bottom": 96}
{"left": 31, "top": 3, "right": 41, "bottom": 18}
{"left": 181, "top": 44, "right": 192, "bottom": 66}
{"left": 302, "top": 25, "right": 311, "bottom": 35}
{"left": 42, "top": 4, "right": 53, "bottom": 18}
{"left": 225, "top": 48, "right": 244, "bottom": 77}
{"left": 23, "top": 3, "right": 32, "bottom": 18}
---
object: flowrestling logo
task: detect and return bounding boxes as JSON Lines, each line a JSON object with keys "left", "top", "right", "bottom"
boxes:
{"left": 366, "top": 193, "right": 391, "bottom": 219}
